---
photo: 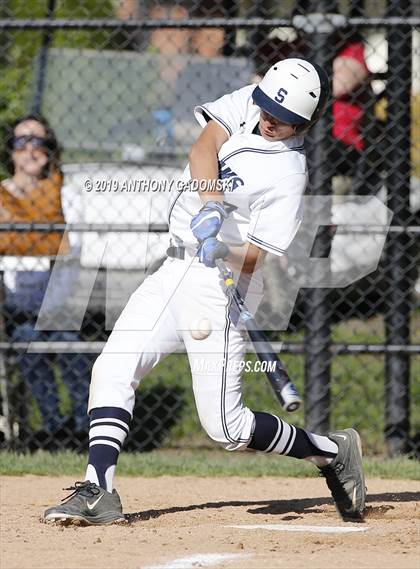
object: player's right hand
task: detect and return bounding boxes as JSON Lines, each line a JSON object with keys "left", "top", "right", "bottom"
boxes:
{"left": 198, "top": 237, "right": 229, "bottom": 268}
{"left": 190, "top": 201, "right": 228, "bottom": 242}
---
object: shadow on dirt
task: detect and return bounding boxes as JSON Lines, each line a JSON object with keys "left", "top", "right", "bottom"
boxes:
{"left": 366, "top": 491, "right": 420, "bottom": 502}
{"left": 125, "top": 491, "right": 420, "bottom": 525}
{"left": 125, "top": 497, "right": 326, "bottom": 524}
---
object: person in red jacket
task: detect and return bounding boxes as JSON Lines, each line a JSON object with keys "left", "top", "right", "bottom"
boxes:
{"left": 256, "top": 23, "right": 381, "bottom": 195}
{"left": 332, "top": 41, "right": 370, "bottom": 153}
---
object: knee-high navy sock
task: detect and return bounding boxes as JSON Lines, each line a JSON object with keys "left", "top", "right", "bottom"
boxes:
{"left": 84, "top": 407, "right": 131, "bottom": 492}
{"left": 248, "top": 412, "right": 338, "bottom": 466}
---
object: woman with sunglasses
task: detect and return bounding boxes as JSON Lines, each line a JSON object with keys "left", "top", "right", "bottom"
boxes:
{"left": 1, "top": 114, "right": 90, "bottom": 448}
{"left": 1, "top": 115, "right": 64, "bottom": 255}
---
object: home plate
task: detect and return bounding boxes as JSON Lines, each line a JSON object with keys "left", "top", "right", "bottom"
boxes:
{"left": 227, "top": 524, "right": 369, "bottom": 534}
{"left": 144, "top": 552, "right": 251, "bottom": 569}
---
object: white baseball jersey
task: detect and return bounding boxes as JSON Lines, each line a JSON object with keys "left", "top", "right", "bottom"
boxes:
{"left": 89, "top": 84, "right": 309, "bottom": 452}
{"left": 169, "top": 84, "right": 308, "bottom": 257}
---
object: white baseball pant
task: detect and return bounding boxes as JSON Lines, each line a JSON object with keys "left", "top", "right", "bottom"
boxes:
{"left": 89, "top": 256, "right": 263, "bottom": 450}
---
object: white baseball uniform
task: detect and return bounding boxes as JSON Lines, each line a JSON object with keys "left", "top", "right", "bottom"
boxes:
{"left": 89, "top": 84, "right": 308, "bottom": 451}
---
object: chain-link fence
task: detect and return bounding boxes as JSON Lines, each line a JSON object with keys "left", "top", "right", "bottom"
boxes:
{"left": 0, "top": 1, "right": 419, "bottom": 457}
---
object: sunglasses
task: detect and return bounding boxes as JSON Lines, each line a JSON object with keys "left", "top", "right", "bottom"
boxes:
{"left": 12, "top": 135, "right": 49, "bottom": 151}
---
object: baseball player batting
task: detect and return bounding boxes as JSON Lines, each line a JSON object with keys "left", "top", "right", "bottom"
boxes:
{"left": 43, "top": 58, "right": 365, "bottom": 524}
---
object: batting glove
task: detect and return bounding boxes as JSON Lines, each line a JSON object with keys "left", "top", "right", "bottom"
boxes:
{"left": 190, "top": 201, "right": 228, "bottom": 242}
{"left": 198, "top": 238, "right": 229, "bottom": 268}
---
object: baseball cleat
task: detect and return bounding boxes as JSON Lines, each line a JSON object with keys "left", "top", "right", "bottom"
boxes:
{"left": 42, "top": 481, "right": 126, "bottom": 525}
{"left": 319, "top": 428, "right": 366, "bottom": 520}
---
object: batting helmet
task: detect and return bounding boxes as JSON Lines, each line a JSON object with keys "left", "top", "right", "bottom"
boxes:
{"left": 252, "top": 58, "right": 330, "bottom": 133}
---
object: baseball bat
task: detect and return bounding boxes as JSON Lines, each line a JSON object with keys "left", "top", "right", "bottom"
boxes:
{"left": 215, "top": 259, "right": 302, "bottom": 413}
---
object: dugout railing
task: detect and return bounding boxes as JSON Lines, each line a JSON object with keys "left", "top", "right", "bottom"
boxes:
{"left": 0, "top": 0, "right": 418, "bottom": 457}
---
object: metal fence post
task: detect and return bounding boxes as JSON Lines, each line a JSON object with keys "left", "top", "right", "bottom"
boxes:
{"left": 384, "top": 0, "right": 412, "bottom": 456}
{"left": 0, "top": 0, "right": 11, "bottom": 67}
{"left": 0, "top": 271, "right": 13, "bottom": 446}
{"left": 31, "top": 0, "right": 56, "bottom": 114}
{"left": 302, "top": 3, "right": 337, "bottom": 434}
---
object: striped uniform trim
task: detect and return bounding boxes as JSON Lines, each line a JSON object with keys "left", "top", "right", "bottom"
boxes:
{"left": 88, "top": 415, "right": 130, "bottom": 451}
{"left": 222, "top": 145, "right": 305, "bottom": 163}
{"left": 89, "top": 439, "right": 121, "bottom": 452}
{"left": 265, "top": 417, "right": 283, "bottom": 453}
{"left": 89, "top": 435, "right": 123, "bottom": 448}
{"left": 89, "top": 406, "right": 131, "bottom": 423}
{"left": 90, "top": 418, "right": 130, "bottom": 435}
{"left": 200, "top": 107, "right": 233, "bottom": 136}
{"left": 89, "top": 425, "right": 128, "bottom": 445}
{"left": 219, "top": 295, "right": 249, "bottom": 445}
{"left": 246, "top": 233, "right": 287, "bottom": 255}
{"left": 220, "top": 296, "right": 236, "bottom": 444}
{"left": 269, "top": 417, "right": 297, "bottom": 455}
{"left": 168, "top": 188, "right": 184, "bottom": 226}
{"left": 284, "top": 425, "right": 297, "bottom": 455}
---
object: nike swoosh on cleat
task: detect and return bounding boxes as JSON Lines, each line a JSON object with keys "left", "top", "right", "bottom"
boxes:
{"left": 335, "top": 434, "right": 348, "bottom": 440}
{"left": 87, "top": 495, "right": 104, "bottom": 510}
{"left": 342, "top": 485, "right": 358, "bottom": 512}
{"left": 352, "top": 485, "right": 357, "bottom": 507}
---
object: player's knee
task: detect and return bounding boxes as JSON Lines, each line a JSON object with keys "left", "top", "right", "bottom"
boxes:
{"left": 205, "top": 430, "right": 250, "bottom": 452}
{"left": 199, "top": 408, "right": 253, "bottom": 451}
{"left": 201, "top": 423, "right": 232, "bottom": 449}
{"left": 91, "top": 354, "right": 104, "bottom": 383}
{"left": 89, "top": 353, "right": 137, "bottom": 414}
{"left": 90, "top": 354, "right": 115, "bottom": 394}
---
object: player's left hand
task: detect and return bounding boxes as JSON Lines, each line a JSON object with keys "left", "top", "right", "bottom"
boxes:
{"left": 190, "top": 201, "right": 228, "bottom": 242}
{"left": 198, "top": 237, "right": 229, "bottom": 268}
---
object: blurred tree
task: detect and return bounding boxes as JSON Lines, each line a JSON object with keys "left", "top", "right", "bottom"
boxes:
{"left": 0, "top": 0, "right": 115, "bottom": 177}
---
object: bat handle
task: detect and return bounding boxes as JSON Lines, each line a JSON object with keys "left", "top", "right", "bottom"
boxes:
{"left": 215, "top": 258, "right": 232, "bottom": 281}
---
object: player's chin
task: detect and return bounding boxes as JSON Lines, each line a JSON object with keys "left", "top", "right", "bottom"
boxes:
{"left": 261, "top": 130, "right": 277, "bottom": 140}
{"left": 261, "top": 131, "right": 285, "bottom": 142}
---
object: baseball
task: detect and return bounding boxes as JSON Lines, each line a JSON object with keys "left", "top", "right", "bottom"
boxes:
{"left": 189, "top": 317, "right": 212, "bottom": 340}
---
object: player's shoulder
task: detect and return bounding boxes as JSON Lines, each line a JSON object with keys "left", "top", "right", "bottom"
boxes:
{"left": 221, "top": 136, "right": 307, "bottom": 199}
{"left": 279, "top": 139, "right": 306, "bottom": 166}
{"left": 274, "top": 144, "right": 307, "bottom": 182}
{"left": 238, "top": 83, "right": 257, "bottom": 97}
{"left": 253, "top": 137, "right": 307, "bottom": 185}
{"left": 228, "top": 133, "right": 306, "bottom": 165}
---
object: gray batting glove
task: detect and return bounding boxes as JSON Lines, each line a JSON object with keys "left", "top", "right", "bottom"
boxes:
{"left": 190, "top": 201, "right": 228, "bottom": 242}
{"left": 198, "top": 237, "right": 229, "bottom": 268}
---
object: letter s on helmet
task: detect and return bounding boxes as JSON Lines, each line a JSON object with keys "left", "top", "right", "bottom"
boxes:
{"left": 252, "top": 58, "right": 330, "bottom": 134}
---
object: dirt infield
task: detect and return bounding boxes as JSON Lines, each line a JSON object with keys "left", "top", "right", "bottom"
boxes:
{"left": 1, "top": 475, "right": 419, "bottom": 569}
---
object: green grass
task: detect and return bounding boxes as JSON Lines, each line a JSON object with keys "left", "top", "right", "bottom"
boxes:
{"left": 1, "top": 449, "right": 419, "bottom": 480}
{"left": 16, "top": 346, "right": 420, "bottom": 457}
{"left": 12, "top": 312, "right": 420, "bottom": 458}
{"left": 135, "top": 348, "right": 420, "bottom": 456}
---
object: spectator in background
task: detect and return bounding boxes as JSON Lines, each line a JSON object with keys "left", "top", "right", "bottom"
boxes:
{"left": 0, "top": 114, "right": 90, "bottom": 448}
{"left": 114, "top": 1, "right": 232, "bottom": 151}
{"left": 114, "top": 0, "right": 226, "bottom": 57}
{"left": 256, "top": 5, "right": 381, "bottom": 195}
